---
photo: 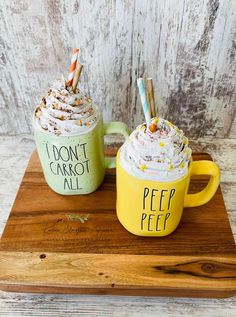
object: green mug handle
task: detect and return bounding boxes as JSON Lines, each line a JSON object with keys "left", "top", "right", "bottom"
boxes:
{"left": 104, "top": 122, "right": 130, "bottom": 168}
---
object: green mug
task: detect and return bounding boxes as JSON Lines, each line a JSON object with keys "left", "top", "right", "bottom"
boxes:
{"left": 33, "top": 115, "right": 129, "bottom": 195}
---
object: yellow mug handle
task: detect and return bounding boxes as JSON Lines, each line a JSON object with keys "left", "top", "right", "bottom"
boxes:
{"left": 184, "top": 160, "right": 220, "bottom": 207}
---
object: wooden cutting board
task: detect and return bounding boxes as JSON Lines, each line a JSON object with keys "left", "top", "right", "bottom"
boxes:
{"left": 0, "top": 150, "right": 236, "bottom": 298}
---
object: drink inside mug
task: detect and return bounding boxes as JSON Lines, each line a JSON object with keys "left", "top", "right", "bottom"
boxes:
{"left": 116, "top": 117, "right": 220, "bottom": 237}
{"left": 33, "top": 77, "right": 129, "bottom": 195}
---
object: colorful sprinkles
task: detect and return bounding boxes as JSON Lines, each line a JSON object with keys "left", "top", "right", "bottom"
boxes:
{"left": 35, "top": 78, "right": 97, "bottom": 135}
{"left": 122, "top": 116, "right": 192, "bottom": 180}
{"left": 139, "top": 165, "right": 148, "bottom": 171}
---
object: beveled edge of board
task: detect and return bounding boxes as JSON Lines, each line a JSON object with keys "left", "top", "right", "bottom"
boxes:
{"left": 0, "top": 251, "right": 236, "bottom": 298}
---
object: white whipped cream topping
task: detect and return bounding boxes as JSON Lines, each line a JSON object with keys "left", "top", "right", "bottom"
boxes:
{"left": 120, "top": 117, "right": 192, "bottom": 182}
{"left": 34, "top": 77, "right": 98, "bottom": 135}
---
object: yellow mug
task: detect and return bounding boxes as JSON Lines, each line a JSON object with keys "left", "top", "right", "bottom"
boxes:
{"left": 116, "top": 150, "right": 220, "bottom": 237}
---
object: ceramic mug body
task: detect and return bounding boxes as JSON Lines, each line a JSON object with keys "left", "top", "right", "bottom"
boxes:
{"left": 116, "top": 149, "right": 220, "bottom": 237}
{"left": 34, "top": 115, "right": 129, "bottom": 195}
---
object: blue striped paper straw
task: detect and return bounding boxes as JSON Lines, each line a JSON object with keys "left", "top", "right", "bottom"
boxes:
{"left": 137, "top": 78, "right": 151, "bottom": 123}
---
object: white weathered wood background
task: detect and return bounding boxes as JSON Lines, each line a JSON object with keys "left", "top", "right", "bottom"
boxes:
{"left": 0, "top": 0, "right": 236, "bottom": 316}
{"left": 0, "top": 0, "right": 235, "bottom": 137}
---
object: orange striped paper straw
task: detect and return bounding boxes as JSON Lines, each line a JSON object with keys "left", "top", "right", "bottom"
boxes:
{"left": 67, "top": 48, "right": 79, "bottom": 86}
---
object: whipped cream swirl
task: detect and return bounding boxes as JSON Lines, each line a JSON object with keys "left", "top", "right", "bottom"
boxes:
{"left": 120, "top": 117, "right": 192, "bottom": 181}
{"left": 34, "top": 77, "right": 98, "bottom": 135}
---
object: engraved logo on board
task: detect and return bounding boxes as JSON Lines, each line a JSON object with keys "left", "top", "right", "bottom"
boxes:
{"left": 43, "top": 214, "right": 90, "bottom": 235}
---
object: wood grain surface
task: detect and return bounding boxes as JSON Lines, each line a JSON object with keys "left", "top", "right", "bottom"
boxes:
{"left": 0, "top": 149, "right": 235, "bottom": 297}
{"left": 0, "top": 136, "right": 236, "bottom": 316}
{"left": 0, "top": 151, "right": 235, "bottom": 256}
{"left": 1, "top": 252, "right": 236, "bottom": 298}
{"left": 0, "top": 0, "right": 235, "bottom": 137}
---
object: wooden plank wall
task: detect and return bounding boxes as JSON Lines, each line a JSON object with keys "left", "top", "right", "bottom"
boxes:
{"left": 0, "top": 0, "right": 235, "bottom": 138}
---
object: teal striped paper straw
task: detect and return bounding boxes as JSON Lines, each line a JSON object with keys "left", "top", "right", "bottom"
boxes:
{"left": 137, "top": 78, "right": 151, "bottom": 123}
